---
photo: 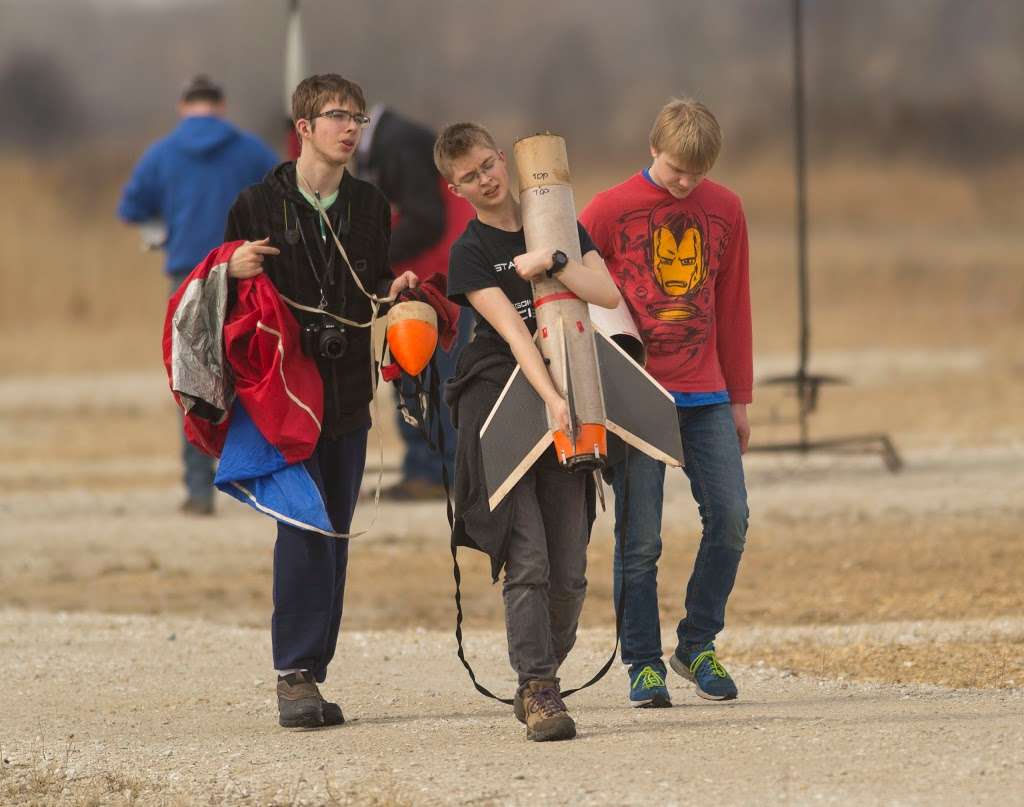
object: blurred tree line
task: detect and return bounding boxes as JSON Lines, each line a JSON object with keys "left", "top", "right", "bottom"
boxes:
{"left": 0, "top": 0, "right": 1021, "bottom": 165}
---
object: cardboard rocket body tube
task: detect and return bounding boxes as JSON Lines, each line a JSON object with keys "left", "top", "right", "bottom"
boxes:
{"left": 478, "top": 134, "right": 683, "bottom": 511}
{"left": 517, "top": 135, "right": 607, "bottom": 469}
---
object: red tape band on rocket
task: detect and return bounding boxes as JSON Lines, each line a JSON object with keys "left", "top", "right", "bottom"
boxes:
{"left": 534, "top": 291, "right": 579, "bottom": 308}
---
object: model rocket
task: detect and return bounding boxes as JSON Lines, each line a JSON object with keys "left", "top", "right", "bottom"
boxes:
{"left": 479, "top": 134, "right": 684, "bottom": 511}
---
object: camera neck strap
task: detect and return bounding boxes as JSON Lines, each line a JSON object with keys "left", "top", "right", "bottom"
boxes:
{"left": 290, "top": 201, "right": 330, "bottom": 310}
{"left": 296, "top": 167, "right": 394, "bottom": 314}
{"left": 272, "top": 167, "right": 400, "bottom": 542}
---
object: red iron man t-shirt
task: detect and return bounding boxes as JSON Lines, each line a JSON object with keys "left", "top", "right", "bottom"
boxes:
{"left": 581, "top": 173, "right": 752, "bottom": 404}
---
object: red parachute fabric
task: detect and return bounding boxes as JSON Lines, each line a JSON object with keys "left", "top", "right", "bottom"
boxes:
{"left": 163, "top": 242, "right": 323, "bottom": 462}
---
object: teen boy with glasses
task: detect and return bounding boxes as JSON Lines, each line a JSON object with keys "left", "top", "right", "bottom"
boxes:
{"left": 223, "top": 74, "right": 418, "bottom": 729}
{"left": 437, "top": 122, "right": 621, "bottom": 742}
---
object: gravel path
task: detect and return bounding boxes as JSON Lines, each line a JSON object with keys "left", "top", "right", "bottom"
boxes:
{"left": 2, "top": 610, "right": 1022, "bottom": 806}
{"left": 3, "top": 368, "right": 1023, "bottom": 804}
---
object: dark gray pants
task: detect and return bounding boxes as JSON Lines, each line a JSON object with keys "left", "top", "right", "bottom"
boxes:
{"left": 503, "top": 461, "right": 589, "bottom": 685}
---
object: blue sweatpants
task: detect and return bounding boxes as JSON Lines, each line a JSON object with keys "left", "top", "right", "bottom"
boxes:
{"left": 271, "top": 426, "right": 368, "bottom": 682}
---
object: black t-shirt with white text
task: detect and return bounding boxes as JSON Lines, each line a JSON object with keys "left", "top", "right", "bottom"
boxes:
{"left": 446, "top": 218, "right": 598, "bottom": 343}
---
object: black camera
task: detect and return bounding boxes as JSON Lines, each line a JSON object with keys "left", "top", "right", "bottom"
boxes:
{"left": 301, "top": 316, "right": 347, "bottom": 360}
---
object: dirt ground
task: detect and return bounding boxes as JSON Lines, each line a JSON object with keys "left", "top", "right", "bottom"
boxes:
{"left": 1, "top": 360, "right": 1022, "bottom": 805}
{"left": 1, "top": 155, "right": 1023, "bottom": 804}
{"left": 2, "top": 613, "right": 1023, "bottom": 807}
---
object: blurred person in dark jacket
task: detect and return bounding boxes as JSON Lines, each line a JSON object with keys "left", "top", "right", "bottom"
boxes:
{"left": 117, "top": 74, "right": 278, "bottom": 515}
{"left": 355, "top": 106, "right": 474, "bottom": 501}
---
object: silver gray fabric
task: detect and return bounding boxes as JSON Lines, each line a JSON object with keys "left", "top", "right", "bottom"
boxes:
{"left": 169, "top": 261, "right": 234, "bottom": 418}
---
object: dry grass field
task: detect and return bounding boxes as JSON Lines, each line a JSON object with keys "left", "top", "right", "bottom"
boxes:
{"left": 1, "top": 150, "right": 1022, "bottom": 804}
{"left": 2, "top": 147, "right": 1023, "bottom": 649}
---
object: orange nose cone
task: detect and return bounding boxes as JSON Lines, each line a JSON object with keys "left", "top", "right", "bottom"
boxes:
{"left": 386, "top": 301, "right": 438, "bottom": 376}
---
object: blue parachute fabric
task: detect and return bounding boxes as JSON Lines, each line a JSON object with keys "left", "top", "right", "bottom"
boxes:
{"left": 214, "top": 402, "right": 336, "bottom": 535}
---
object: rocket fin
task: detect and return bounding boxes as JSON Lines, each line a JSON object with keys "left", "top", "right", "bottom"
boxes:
{"left": 594, "top": 329, "right": 684, "bottom": 467}
{"left": 480, "top": 366, "right": 553, "bottom": 511}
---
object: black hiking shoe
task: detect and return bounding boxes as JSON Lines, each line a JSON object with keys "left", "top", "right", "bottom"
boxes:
{"left": 322, "top": 700, "right": 345, "bottom": 726}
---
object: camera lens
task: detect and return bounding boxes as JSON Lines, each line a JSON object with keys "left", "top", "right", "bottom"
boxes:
{"left": 319, "top": 325, "right": 347, "bottom": 359}
{"left": 323, "top": 336, "right": 345, "bottom": 358}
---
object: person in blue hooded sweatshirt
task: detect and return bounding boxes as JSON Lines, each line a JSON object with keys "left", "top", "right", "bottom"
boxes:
{"left": 118, "top": 75, "right": 278, "bottom": 515}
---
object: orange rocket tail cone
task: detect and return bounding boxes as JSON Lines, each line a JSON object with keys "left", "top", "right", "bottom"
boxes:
{"left": 386, "top": 301, "right": 438, "bottom": 376}
{"left": 552, "top": 423, "right": 607, "bottom": 471}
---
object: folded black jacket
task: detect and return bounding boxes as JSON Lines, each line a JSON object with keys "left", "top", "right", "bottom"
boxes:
{"left": 444, "top": 335, "right": 596, "bottom": 580}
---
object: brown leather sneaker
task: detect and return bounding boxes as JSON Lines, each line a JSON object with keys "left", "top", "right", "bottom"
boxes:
{"left": 276, "top": 672, "right": 346, "bottom": 728}
{"left": 277, "top": 671, "right": 324, "bottom": 728}
{"left": 519, "top": 680, "right": 576, "bottom": 742}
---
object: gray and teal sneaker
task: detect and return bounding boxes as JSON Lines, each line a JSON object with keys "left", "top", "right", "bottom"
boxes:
{"left": 628, "top": 662, "right": 672, "bottom": 708}
{"left": 670, "top": 642, "right": 738, "bottom": 701}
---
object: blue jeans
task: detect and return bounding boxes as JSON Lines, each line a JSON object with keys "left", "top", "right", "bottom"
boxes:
{"left": 395, "top": 312, "right": 471, "bottom": 483}
{"left": 610, "top": 403, "right": 749, "bottom": 665}
{"left": 170, "top": 271, "right": 215, "bottom": 504}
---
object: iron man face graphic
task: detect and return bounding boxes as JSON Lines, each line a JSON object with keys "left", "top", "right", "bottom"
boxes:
{"left": 646, "top": 209, "right": 710, "bottom": 322}
{"left": 612, "top": 199, "right": 726, "bottom": 360}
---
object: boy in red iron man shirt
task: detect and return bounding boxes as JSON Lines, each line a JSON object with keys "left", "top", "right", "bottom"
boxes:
{"left": 581, "top": 97, "right": 752, "bottom": 709}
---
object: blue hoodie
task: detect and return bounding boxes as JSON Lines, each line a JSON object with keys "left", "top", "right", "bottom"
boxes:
{"left": 118, "top": 115, "right": 278, "bottom": 275}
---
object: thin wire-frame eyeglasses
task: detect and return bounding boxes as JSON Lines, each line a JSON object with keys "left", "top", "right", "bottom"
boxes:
{"left": 311, "top": 109, "right": 371, "bottom": 128}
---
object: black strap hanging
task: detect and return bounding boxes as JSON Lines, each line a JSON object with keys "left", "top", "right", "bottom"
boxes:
{"left": 449, "top": 452, "right": 630, "bottom": 702}
{"left": 386, "top": 345, "right": 631, "bottom": 703}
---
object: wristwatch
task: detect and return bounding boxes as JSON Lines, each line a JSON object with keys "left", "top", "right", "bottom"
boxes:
{"left": 545, "top": 249, "right": 569, "bottom": 278}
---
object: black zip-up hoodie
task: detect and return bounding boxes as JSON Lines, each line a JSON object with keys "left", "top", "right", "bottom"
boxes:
{"left": 225, "top": 161, "right": 393, "bottom": 438}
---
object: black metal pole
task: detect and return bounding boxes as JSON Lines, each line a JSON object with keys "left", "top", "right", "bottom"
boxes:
{"left": 748, "top": 0, "right": 902, "bottom": 473}
{"left": 792, "top": 0, "right": 811, "bottom": 442}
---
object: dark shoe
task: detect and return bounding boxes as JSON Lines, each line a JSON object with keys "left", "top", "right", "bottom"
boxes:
{"left": 180, "top": 497, "right": 214, "bottom": 516}
{"left": 277, "top": 671, "right": 324, "bottom": 728}
{"left": 376, "top": 478, "right": 447, "bottom": 502}
{"left": 322, "top": 700, "right": 345, "bottom": 726}
{"left": 628, "top": 662, "right": 672, "bottom": 708}
{"left": 513, "top": 688, "right": 526, "bottom": 724}
{"left": 670, "top": 642, "right": 738, "bottom": 701}
{"left": 519, "top": 679, "right": 576, "bottom": 742}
